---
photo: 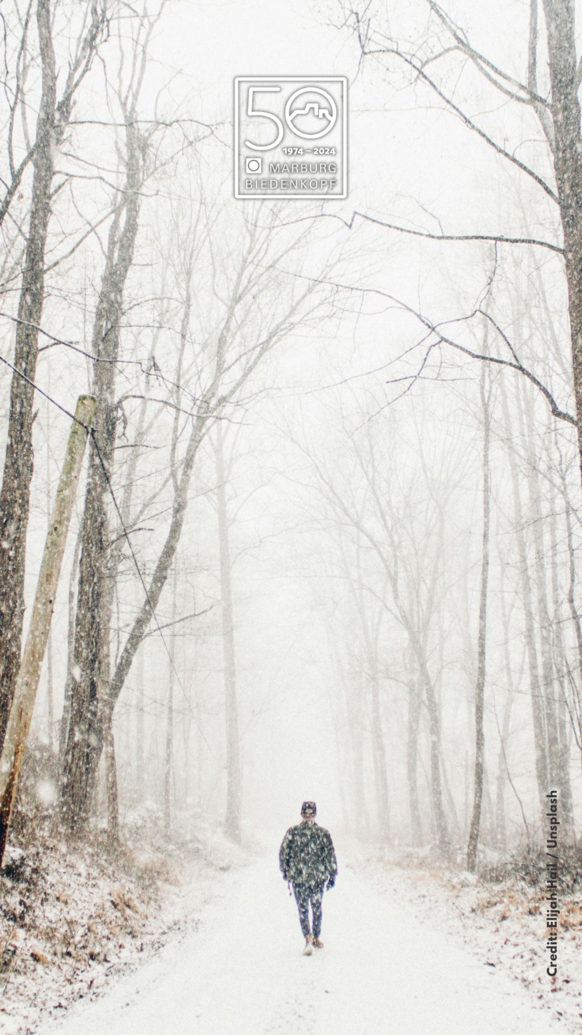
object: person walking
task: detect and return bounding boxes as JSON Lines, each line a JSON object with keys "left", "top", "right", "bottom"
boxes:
{"left": 279, "top": 801, "right": 337, "bottom": 955}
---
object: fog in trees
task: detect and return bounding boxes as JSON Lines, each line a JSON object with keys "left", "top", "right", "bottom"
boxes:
{"left": 1, "top": 0, "right": 582, "bottom": 909}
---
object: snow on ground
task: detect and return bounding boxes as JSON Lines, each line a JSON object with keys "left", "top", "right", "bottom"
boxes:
{"left": 354, "top": 848, "right": 582, "bottom": 1033}
{"left": 44, "top": 847, "right": 566, "bottom": 1035}
{"left": 0, "top": 817, "right": 249, "bottom": 1035}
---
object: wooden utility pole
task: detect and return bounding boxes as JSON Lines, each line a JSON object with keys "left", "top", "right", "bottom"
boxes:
{"left": 0, "top": 395, "right": 96, "bottom": 865}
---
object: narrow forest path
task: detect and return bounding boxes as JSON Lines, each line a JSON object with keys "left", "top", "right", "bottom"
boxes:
{"left": 49, "top": 851, "right": 562, "bottom": 1035}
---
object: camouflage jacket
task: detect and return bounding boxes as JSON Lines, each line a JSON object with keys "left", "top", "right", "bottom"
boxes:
{"left": 279, "top": 820, "right": 338, "bottom": 886}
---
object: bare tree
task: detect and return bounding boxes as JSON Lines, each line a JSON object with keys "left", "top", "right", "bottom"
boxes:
{"left": 467, "top": 362, "right": 492, "bottom": 870}
{"left": 59, "top": 6, "right": 164, "bottom": 831}
{"left": 214, "top": 421, "right": 242, "bottom": 840}
{"left": 290, "top": 399, "right": 464, "bottom": 851}
{"left": 58, "top": 189, "right": 336, "bottom": 830}
{"left": 0, "top": 0, "right": 109, "bottom": 752}
{"left": 335, "top": 0, "right": 582, "bottom": 481}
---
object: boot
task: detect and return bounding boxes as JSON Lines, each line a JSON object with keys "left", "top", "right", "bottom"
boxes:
{"left": 312, "top": 937, "right": 324, "bottom": 948}
{"left": 303, "top": 934, "right": 313, "bottom": 955}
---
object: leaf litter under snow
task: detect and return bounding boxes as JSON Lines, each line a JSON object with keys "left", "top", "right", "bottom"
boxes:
{"left": 0, "top": 813, "right": 251, "bottom": 1034}
{"left": 353, "top": 846, "right": 582, "bottom": 1033}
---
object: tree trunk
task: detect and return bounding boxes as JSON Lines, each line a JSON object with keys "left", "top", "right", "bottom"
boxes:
{"left": 494, "top": 690, "right": 513, "bottom": 851}
{"left": 467, "top": 366, "right": 491, "bottom": 871}
{"left": 215, "top": 423, "right": 242, "bottom": 840}
{"left": 0, "top": 396, "right": 95, "bottom": 864}
{"left": 59, "top": 121, "right": 142, "bottom": 831}
{"left": 406, "top": 672, "right": 423, "bottom": 846}
{"left": 563, "top": 498, "right": 582, "bottom": 785}
{"left": 0, "top": 0, "right": 57, "bottom": 752}
{"left": 58, "top": 530, "right": 82, "bottom": 768}
{"left": 105, "top": 712, "right": 119, "bottom": 843}
{"left": 327, "top": 630, "right": 351, "bottom": 831}
{"left": 548, "top": 462, "right": 574, "bottom": 837}
{"left": 500, "top": 379, "right": 549, "bottom": 825}
{"left": 353, "top": 553, "right": 390, "bottom": 843}
{"left": 541, "top": 0, "right": 582, "bottom": 486}
{"left": 369, "top": 671, "right": 390, "bottom": 843}
{"left": 0, "top": 0, "right": 105, "bottom": 754}
{"left": 46, "top": 631, "right": 54, "bottom": 751}
{"left": 136, "top": 642, "right": 145, "bottom": 804}
{"left": 385, "top": 550, "right": 448, "bottom": 849}
{"left": 521, "top": 388, "right": 566, "bottom": 811}
{"left": 196, "top": 671, "right": 203, "bottom": 811}
{"left": 164, "top": 567, "right": 177, "bottom": 836}
{"left": 45, "top": 380, "right": 54, "bottom": 752}
{"left": 351, "top": 694, "right": 369, "bottom": 839}
{"left": 494, "top": 576, "right": 516, "bottom": 852}
{"left": 334, "top": 714, "right": 350, "bottom": 833}
{"left": 481, "top": 758, "right": 495, "bottom": 847}
{"left": 418, "top": 652, "right": 449, "bottom": 851}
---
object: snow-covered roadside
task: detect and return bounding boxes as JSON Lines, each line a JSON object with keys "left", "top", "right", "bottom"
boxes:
{"left": 0, "top": 819, "right": 251, "bottom": 1035}
{"left": 352, "top": 848, "right": 582, "bottom": 1033}
{"left": 4, "top": 829, "right": 574, "bottom": 1035}
{"left": 42, "top": 850, "right": 565, "bottom": 1035}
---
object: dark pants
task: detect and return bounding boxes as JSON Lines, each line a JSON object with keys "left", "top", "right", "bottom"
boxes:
{"left": 293, "top": 882, "right": 324, "bottom": 938}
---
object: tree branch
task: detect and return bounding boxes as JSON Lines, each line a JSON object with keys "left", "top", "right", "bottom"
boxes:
{"left": 312, "top": 275, "right": 577, "bottom": 426}
{"left": 303, "top": 209, "right": 563, "bottom": 254}
{"left": 357, "top": 33, "right": 558, "bottom": 202}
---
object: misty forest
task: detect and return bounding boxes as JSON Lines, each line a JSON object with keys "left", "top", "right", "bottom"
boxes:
{"left": 0, "top": 1, "right": 581, "bottom": 1033}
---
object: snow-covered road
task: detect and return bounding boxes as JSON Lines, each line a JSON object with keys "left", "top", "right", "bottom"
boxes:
{"left": 50, "top": 853, "right": 562, "bottom": 1035}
